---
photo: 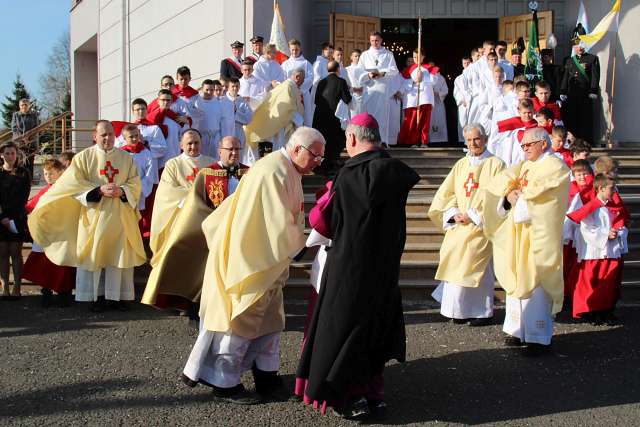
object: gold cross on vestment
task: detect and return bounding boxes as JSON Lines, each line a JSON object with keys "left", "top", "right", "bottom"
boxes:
{"left": 100, "top": 161, "right": 120, "bottom": 183}
{"left": 186, "top": 167, "right": 199, "bottom": 182}
{"left": 464, "top": 173, "right": 478, "bottom": 197}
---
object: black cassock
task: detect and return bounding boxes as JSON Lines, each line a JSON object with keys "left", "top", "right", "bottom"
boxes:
{"left": 312, "top": 73, "right": 351, "bottom": 168}
{"left": 219, "top": 58, "right": 243, "bottom": 80}
{"left": 296, "top": 149, "right": 420, "bottom": 403}
{"left": 560, "top": 52, "right": 600, "bottom": 142}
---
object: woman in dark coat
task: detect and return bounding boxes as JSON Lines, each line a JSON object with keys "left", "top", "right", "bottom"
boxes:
{"left": 0, "top": 142, "right": 31, "bottom": 299}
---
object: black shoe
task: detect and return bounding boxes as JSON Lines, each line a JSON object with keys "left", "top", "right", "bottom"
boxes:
{"left": 522, "top": 343, "right": 552, "bottom": 357}
{"left": 57, "top": 292, "right": 73, "bottom": 307}
{"left": 504, "top": 336, "right": 524, "bottom": 347}
{"left": 107, "top": 300, "right": 129, "bottom": 312}
{"left": 469, "top": 317, "right": 493, "bottom": 327}
{"left": 451, "top": 318, "right": 468, "bottom": 324}
{"left": 368, "top": 399, "right": 387, "bottom": 417}
{"left": 90, "top": 297, "right": 106, "bottom": 313}
{"left": 212, "top": 384, "right": 261, "bottom": 405}
{"left": 252, "top": 365, "right": 284, "bottom": 397}
{"left": 181, "top": 373, "right": 214, "bottom": 388}
{"left": 41, "top": 289, "right": 53, "bottom": 308}
{"left": 340, "top": 397, "right": 371, "bottom": 419}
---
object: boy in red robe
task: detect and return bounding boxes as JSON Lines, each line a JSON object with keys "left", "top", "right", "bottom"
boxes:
{"left": 532, "top": 80, "right": 563, "bottom": 125}
{"left": 551, "top": 126, "right": 573, "bottom": 167}
{"left": 22, "top": 159, "right": 76, "bottom": 307}
{"left": 566, "top": 173, "right": 629, "bottom": 325}
{"left": 562, "top": 159, "right": 594, "bottom": 306}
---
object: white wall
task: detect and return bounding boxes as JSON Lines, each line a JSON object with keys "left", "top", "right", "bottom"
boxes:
{"left": 564, "top": 0, "right": 640, "bottom": 143}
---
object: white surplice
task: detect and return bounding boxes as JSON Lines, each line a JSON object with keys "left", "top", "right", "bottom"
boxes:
{"left": 429, "top": 72, "right": 449, "bottom": 142}
{"left": 253, "top": 57, "right": 285, "bottom": 85}
{"left": 282, "top": 55, "right": 314, "bottom": 126}
{"left": 225, "top": 93, "right": 253, "bottom": 147}
{"left": 358, "top": 47, "right": 399, "bottom": 144}
{"left": 239, "top": 75, "right": 269, "bottom": 111}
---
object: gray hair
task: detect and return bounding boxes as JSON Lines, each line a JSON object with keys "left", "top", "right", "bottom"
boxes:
{"left": 286, "top": 126, "right": 326, "bottom": 149}
{"left": 291, "top": 67, "right": 306, "bottom": 78}
{"left": 346, "top": 123, "right": 381, "bottom": 145}
{"left": 523, "top": 127, "right": 551, "bottom": 150}
{"left": 462, "top": 123, "right": 487, "bottom": 138}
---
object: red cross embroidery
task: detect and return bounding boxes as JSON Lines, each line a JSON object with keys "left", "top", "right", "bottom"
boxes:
{"left": 100, "top": 161, "right": 119, "bottom": 183}
{"left": 186, "top": 167, "right": 199, "bottom": 182}
{"left": 464, "top": 173, "right": 479, "bottom": 197}
{"left": 520, "top": 170, "right": 529, "bottom": 188}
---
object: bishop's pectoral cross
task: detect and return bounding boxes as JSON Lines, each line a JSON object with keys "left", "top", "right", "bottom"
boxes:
{"left": 100, "top": 161, "right": 120, "bottom": 183}
{"left": 464, "top": 172, "right": 479, "bottom": 197}
{"left": 186, "top": 167, "right": 199, "bottom": 183}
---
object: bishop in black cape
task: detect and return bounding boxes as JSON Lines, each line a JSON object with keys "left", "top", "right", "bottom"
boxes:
{"left": 296, "top": 138, "right": 419, "bottom": 406}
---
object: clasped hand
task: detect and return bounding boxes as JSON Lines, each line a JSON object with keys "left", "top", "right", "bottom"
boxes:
{"left": 100, "top": 183, "right": 123, "bottom": 198}
{"left": 507, "top": 189, "right": 522, "bottom": 207}
{"left": 453, "top": 213, "right": 471, "bottom": 225}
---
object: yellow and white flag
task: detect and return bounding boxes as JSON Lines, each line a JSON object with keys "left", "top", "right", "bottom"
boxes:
{"left": 269, "top": 0, "right": 289, "bottom": 64}
{"left": 579, "top": 0, "right": 621, "bottom": 50}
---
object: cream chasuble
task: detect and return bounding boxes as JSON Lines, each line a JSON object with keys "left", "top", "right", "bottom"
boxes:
{"left": 429, "top": 152, "right": 504, "bottom": 287}
{"left": 149, "top": 153, "right": 214, "bottom": 266}
{"left": 199, "top": 149, "right": 306, "bottom": 339}
{"left": 28, "top": 145, "right": 145, "bottom": 271}
{"left": 483, "top": 153, "right": 570, "bottom": 314}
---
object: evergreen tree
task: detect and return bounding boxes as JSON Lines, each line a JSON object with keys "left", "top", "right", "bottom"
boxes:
{"left": 1, "top": 73, "right": 34, "bottom": 129}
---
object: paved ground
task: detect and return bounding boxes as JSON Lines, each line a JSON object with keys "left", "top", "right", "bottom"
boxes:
{"left": 2, "top": 289, "right": 640, "bottom": 426}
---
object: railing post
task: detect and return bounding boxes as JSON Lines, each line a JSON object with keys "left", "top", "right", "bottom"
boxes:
{"left": 61, "top": 115, "right": 67, "bottom": 154}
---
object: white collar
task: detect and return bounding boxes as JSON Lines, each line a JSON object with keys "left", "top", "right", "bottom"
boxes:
{"left": 181, "top": 153, "right": 201, "bottom": 162}
{"left": 95, "top": 145, "right": 115, "bottom": 154}
{"left": 466, "top": 149, "right": 491, "bottom": 166}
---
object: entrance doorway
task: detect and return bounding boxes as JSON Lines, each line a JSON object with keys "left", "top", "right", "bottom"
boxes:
{"left": 381, "top": 18, "right": 498, "bottom": 143}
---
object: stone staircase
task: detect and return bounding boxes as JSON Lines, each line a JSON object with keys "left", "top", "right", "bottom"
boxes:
{"left": 20, "top": 146, "right": 640, "bottom": 300}
{"left": 286, "top": 146, "right": 640, "bottom": 299}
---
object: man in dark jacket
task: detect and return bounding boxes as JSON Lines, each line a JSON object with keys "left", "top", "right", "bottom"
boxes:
{"left": 312, "top": 60, "right": 351, "bottom": 174}
{"left": 560, "top": 40, "right": 600, "bottom": 142}
{"left": 296, "top": 113, "right": 420, "bottom": 419}
{"left": 219, "top": 41, "right": 244, "bottom": 80}
{"left": 11, "top": 98, "right": 39, "bottom": 178}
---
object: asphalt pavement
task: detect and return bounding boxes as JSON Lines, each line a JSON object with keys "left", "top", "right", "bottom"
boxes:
{"left": 2, "top": 290, "right": 640, "bottom": 426}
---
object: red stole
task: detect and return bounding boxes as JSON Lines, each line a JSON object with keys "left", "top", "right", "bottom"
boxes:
{"left": 26, "top": 184, "right": 52, "bottom": 214}
{"left": 120, "top": 142, "right": 147, "bottom": 154}
{"left": 401, "top": 63, "right": 439, "bottom": 79}
{"left": 567, "top": 189, "right": 629, "bottom": 229}
{"left": 145, "top": 108, "right": 191, "bottom": 138}
{"left": 172, "top": 84, "right": 199, "bottom": 99}
{"left": 497, "top": 117, "right": 537, "bottom": 133}
{"left": 568, "top": 177, "right": 594, "bottom": 205}
{"left": 202, "top": 163, "right": 250, "bottom": 208}
{"left": 532, "top": 98, "right": 562, "bottom": 121}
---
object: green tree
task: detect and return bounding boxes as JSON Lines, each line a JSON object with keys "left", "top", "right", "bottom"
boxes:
{"left": 1, "top": 73, "right": 35, "bottom": 128}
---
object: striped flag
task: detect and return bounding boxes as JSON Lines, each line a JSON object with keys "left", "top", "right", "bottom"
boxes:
{"left": 579, "top": 0, "right": 621, "bottom": 51}
{"left": 269, "top": 1, "right": 289, "bottom": 64}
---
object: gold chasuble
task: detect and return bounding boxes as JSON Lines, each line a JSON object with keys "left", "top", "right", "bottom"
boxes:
{"left": 429, "top": 154, "right": 504, "bottom": 287}
{"left": 199, "top": 150, "right": 306, "bottom": 339}
{"left": 483, "top": 153, "right": 570, "bottom": 314}
{"left": 149, "top": 154, "right": 214, "bottom": 266}
{"left": 28, "top": 146, "right": 145, "bottom": 271}
{"left": 244, "top": 79, "right": 304, "bottom": 149}
{"left": 142, "top": 163, "right": 249, "bottom": 310}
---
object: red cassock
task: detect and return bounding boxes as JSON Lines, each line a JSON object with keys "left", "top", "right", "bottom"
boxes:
{"left": 568, "top": 191, "right": 630, "bottom": 318}
{"left": 22, "top": 185, "right": 76, "bottom": 293}
{"left": 564, "top": 178, "right": 595, "bottom": 297}
{"left": 397, "top": 63, "right": 439, "bottom": 146}
{"left": 532, "top": 97, "right": 562, "bottom": 122}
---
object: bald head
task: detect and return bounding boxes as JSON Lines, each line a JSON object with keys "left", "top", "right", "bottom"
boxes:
{"left": 218, "top": 135, "right": 242, "bottom": 167}
{"left": 93, "top": 120, "right": 115, "bottom": 150}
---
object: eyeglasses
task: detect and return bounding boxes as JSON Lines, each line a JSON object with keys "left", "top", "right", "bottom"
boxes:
{"left": 520, "top": 139, "right": 544, "bottom": 149}
{"left": 220, "top": 147, "right": 242, "bottom": 152}
{"left": 301, "top": 145, "right": 324, "bottom": 163}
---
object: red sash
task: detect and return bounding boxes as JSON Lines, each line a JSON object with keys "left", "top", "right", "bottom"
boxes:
{"left": 401, "top": 63, "right": 439, "bottom": 79}
{"left": 120, "top": 141, "right": 147, "bottom": 154}
{"left": 226, "top": 57, "right": 243, "bottom": 73}
{"left": 172, "top": 84, "right": 199, "bottom": 99}
{"left": 532, "top": 98, "right": 562, "bottom": 121}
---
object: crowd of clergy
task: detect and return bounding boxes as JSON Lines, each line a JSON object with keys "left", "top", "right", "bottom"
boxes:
{"left": 0, "top": 28, "right": 629, "bottom": 420}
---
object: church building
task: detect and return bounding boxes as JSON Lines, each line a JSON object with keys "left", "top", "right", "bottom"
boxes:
{"left": 70, "top": 0, "right": 639, "bottom": 147}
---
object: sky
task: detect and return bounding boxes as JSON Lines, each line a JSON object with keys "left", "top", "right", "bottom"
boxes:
{"left": 1, "top": 0, "right": 70, "bottom": 104}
